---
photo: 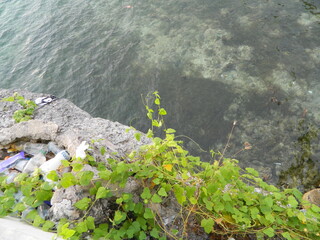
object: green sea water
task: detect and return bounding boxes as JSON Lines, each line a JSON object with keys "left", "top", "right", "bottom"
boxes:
{"left": 1, "top": 0, "right": 320, "bottom": 190}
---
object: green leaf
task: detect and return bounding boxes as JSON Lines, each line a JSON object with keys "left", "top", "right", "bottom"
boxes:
{"left": 21, "top": 184, "right": 33, "bottom": 197}
{"left": 245, "top": 168, "right": 259, "bottom": 177}
{"left": 78, "top": 171, "right": 94, "bottom": 186}
{"left": 143, "top": 208, "right": 154, "bottom": 219}
{"left": 46, "top": 170, "right": 59, "bottom": 182}
{"left": 127, "top": 221, "right": 140, "bottom": 238}
{"left": 41, "top": 181, "right": 54, "bottom": 191}
{"left": 151, "top": 194, "right": 162, "bottom": 203}
{"left": 173, "top": 185, "right": 186, "bottom": 205}
{"left": 154, "top": 98, "right": 160, "bottom": 105}
{"left": 136, "top": 217, "right": 147, "bottom": 230}
{"left": 222, "top": 193, "right": 232, "bottom": 201}
{"left": 189, "top": 197, "right": 197, "bottom": 205}
{"left": 33, "top": 215, "right": 45, "bottom": 227}
{"left": 311, "top": 204, "right": 320, "bottom": 212}
{"left": 263, "top": 227, "right": 275, "bottom": 237}
{"left": 35, "top": 189, "right": 52, "bottom": 201}
{"left": 171, "top": 229, "right": 179, "bottom": 235}
{"left": 100, "top": 147, "right": 106, "bottom": 156}
{"left": 265, "top": 213, "right": 275, "bottom": 223}
{"left": 158, "top": 108, "right": 167, "bottom": 115}
{"left": 181, "top": 171, "right": 189, "bottom": 180}
{"left": 213, "top": 201, "right": 224, "bottom": 212}
{"left": 141, "top": 187, "right": 152, "bottom": 200}
{"left": 61, "top": 160, "right": 70, "bottom": 167}
{"left": 281, "top": 232, "right": 293, "bottom": 240}
{"left": 75, "top": 221, "right": 88, "bottom": 233}
{"left": 147, "top": 112, "right": 153, "bottom": 120}
{"left": 114, "top": 210, "right": 126, "bottom": 224}
{"left": 260, "top": 205, "right": 272, "bottom": 215}
{"left": 139, "top": 231, "right": 147, "bottom": 240}
{"left": 72, "top": 162, "right": 84, "bottom": 172}
{"left": 296, "top": 211, "right": 306, "bottom": 222}
{"left": 14, "top": 173, "right": 28, "bottom": 182}
{"left": 116, "top": 197, "right": 123, "bottom": 204}
{"left": 134, "top": 202, "right": 144, "bottom": 214}
{"left": 250, "top": 207, "right": 260, "bottom": 219}
{"left": 74, "top": 197, "right": 91, "bottom": 211}
{"left": 23, "top": 196, "right": 36, "bottom": 206}
{"left": 96, "top": 187, "right": 110, "bottom": 199}
{"left": 93, "top": 223, "right": 108, "bottom": 238}
{"left": 286, "top": 208, "right": 295, "bottom": 217}
{"left": 152, "top": 120, "right": 160, "bottom": 127}
{"left": 201, "top": 218, "right": 215, "bottom": 234}
{"left": 122, "top": 193, "right": 132, "bottom": 202}
{"left": 165, "top": 128, "right": 176, "bottom": 134}
{"left": 12, "top": 202, "right": 26, "bottom": 212}
{"left": 60, "top": 223, "right": 76, "bottom": 239}
{"left": 203, "top": 197, "right": 213, "bottom": 211}
{"left": 25, "top": 209, "right": 38, "bottom": 221}
{"left": 135, "top": 133, "right": 141, "bottom": 141}
{"left": 146, "top": 129, "right": 153, "bottom": 138}
{"left": 60, "top": 172, "right": 76, "bottom": 188}
{"left": 42, "top": 220, "right": 55, "bottom": 231}
{"left": 287, "top": 196, "right": 298, "bottom": 208}
{"left": 99, "top": 170, "right": 111, "bottom": 180}
{"left": 152, "top": 178, "right": 161, "bottom": 185}
{"left": 2, "top": 96, "right": 15, "bottom": 101}
{"left": 292, "top": 188, "right": 303, "bottom": 199}
{"left": 86, "top": 216, "right": 95, "bottom": 230}
{"left": 158, "top": 187, "right": 168, "bottom": 197}
{"left": 262, "top": 196, "right": 273, "bottom": 208}
{"left": 150, "top": 228, "right": 160, "bottom": 238}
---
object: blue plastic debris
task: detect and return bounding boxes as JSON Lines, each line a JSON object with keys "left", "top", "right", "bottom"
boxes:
{"left": 0, "top": 152, "right": 25, "bottom": 173}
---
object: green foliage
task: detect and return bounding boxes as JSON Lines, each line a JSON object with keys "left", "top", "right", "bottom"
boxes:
{"left": 0, "top": 91, "right": 319, "bottom": 240}
{"left": 1, "top": 92, "right": 37, "bottom": 123}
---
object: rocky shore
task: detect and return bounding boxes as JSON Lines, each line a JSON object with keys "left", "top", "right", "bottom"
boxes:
{"left": 0, "top": 88, "right": 151, "bottom": 239}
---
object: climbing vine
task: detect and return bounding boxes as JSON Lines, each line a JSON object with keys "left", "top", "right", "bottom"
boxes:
{"left": 1, "top": 93, "right": 37, "bottom": 123}
{"left": 0, "top": 91, "right": 319, "bottom": 239}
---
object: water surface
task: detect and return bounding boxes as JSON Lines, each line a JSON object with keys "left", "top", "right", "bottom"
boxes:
{"left": 1, "top": 0, "right": 320, "bottom": 190}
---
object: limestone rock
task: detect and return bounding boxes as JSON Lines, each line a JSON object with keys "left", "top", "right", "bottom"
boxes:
{"left": 303, "top": 188, "right": 320, "bottom": 207}
{"left": 0, "top": 120, "right": 59, "bottom": 145}
{"left": 49, "top": 185, "right": 84, "bottom": 222}
{"left": 0, "top": 88, "right": 151, "bottom": 226}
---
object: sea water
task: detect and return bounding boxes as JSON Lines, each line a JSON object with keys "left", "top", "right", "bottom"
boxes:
{"left": 0, "top": 0, "right": 320, "bottom": 190}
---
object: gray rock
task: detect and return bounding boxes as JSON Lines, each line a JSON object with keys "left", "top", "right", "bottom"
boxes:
{"left": 0, "top": 88, "right": 149, "bottom": 158}
{"left": 0, "top": 88, "right": 151, "bottom": 225}
{"left": 49, "top": 185, "right": 84, "bottom": 222}
{"left": 0, "top": 120, "right": 59, "bottom": 146}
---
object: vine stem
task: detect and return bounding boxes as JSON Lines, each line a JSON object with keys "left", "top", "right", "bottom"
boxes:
{"left": 218, "top": 120, "right": 237, "bottom": 164}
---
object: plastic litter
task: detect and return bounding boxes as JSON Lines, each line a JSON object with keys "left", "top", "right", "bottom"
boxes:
{"left": 39, "top": 150, "right": 70, "bottom": 174}
{"left": 38, "top": 203, "right": 51, "bottom": 220}
{"left": 23, "top": 143, "right": 48, "bottom": 155}
{"left": 23, "top": 152, "right": 46, "bottom": 174}
{"left": 34, "top": 95, "right": 57, "bottom": 107}
{"left": 14, "top": 190, "right": 24, "bottom": 202}
{"left": 48, "top": 141, "right": 63, "bottom": 155}
{"left": 0, "top": 152, "right": 25, "bottom": 173}
{"left": 76, "top": 141, "right": 89, "bottom": 159}
{"left": 14, "top": 160, "right": 29, "bottom": 172}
